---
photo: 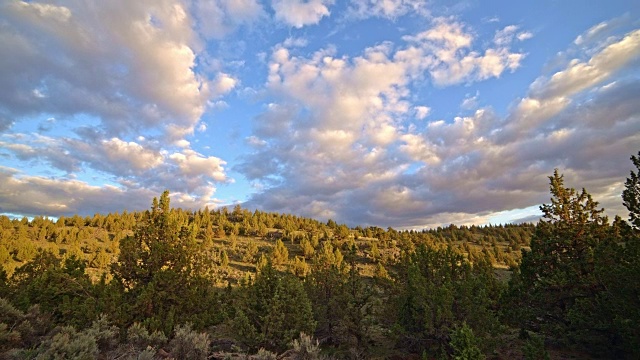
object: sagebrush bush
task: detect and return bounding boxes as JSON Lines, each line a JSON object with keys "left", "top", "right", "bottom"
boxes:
{"left": 168, "top": 323, "right": 210, "bottom": 360}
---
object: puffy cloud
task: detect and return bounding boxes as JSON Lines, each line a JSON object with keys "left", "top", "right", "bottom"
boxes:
{"left": 272, "top": 0, "right": 333, "bottom": 28}
{"left": 0, "top": 0, "right": 235, "bottom": 141}
{"left": 517, "top": 32, "right": 533, "bottom": 41}
{"left": 240, "top": 24, "right": 640, "bottom": 228}
{"left": 401, "top": 18, "right": 526, "bottom": 85}
{"left": 0, "top": 132, "right": 228, "bottom": 211}
{"left": 240, "top": 18, "right": 527, "bottom": 225}
{"left": 494, "top": 25, "right": 532, "bottom": 45}
{"left": 169, "top": 149, "right": 227, "bottom": 181}
{"left": 414, "top": 106, "right": 431, "bottom": 119}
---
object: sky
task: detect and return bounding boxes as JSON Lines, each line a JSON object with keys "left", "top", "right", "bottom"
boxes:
{"left": 0, "top": 0, "right": 639, "bottom": 229}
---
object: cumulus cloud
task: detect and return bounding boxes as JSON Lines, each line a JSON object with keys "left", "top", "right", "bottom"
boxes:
{"left": 239, "top": 23, "right": 640, "bottom": 228}
{"left": 272, "top": 0, "right": 333, "bottom": 28}
{"left": 239, "top": 18, "right": 528, "bottom": 226}
{"left": 0, "top": 0, "right": 235, "bottom": 141}
{"left": 0, "top": 131, "right": 228, "bottom": 216}
{"left": 169, "top": 149, "right": 227, "bottom": 181}
{"left": 400, "top": 18, "right": 526, "bottom": 85}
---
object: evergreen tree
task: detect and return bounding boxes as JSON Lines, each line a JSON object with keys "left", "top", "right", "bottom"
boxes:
{"left": 233, "top": 262, "right": 315, "bottom": 351}
{"left": 622, "top": 151, "right": 640, "bottom": 229}
{"left": 450, "top": 322, "right": 485, "bottom": 360}
{"left": 394, "top": 245, "right": 499, "bottom": 356}
{"left": 110, "top": 191, "right": 218, "bottom": 334}
{"left": 272, "top": 239, "right": 289, "bottom": 265}
{"left": 505, "top": 170, "right": 615, "bottom": 354}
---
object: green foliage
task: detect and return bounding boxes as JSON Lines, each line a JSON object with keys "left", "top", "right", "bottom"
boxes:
{"left": 272, "top": 239, "right": 289, "bottom": 265}
{"left": 622, "top": 151, "right": 640, "bottom": 229}
{"left": 126, "top": 322, "right": 167, "bottom": 350}
{"left": 291, "top": 256, "right": 310, "bottom": 278}
{"left": 505, "top": 170, "right": 616, "bottom": 353}
{"left": 504, "top": 160, "right": 640, "bottom": 358}
{"left": 32, "top": 325, "right": 99, "bottom": 360}
{"left": 522, "top": 333, "right": 550, "bottom": 360}
{"left": 7, "top": 176, "right": 635, "bottom": 358}
{"left": 233, "top": 263, "right": 315, "bottom": 352}
{"left": 450, "top": 322, "right": 485, "bottom": 360}
{"left": 300, "top": 238, "right": 315, "bottom": 259}
{"left": 288, "top": 332, "right": 324, "bottom": 360}
{"left": 110, "top": 191, "right": 219, "bottom": 334}
{"left": 253, "top": 348, "right": 278, "bottom": 360}
{"left": 10, "top": 252, "right": 98, "bottom": 329}
{"left": 168, "top": 323, "right": 210, "bottom": 360}
{"left": 221, "top": 250, "right": 230, "bottom": 269}
{"left": 394, "top": 245, "right": 500, "bottom": 355}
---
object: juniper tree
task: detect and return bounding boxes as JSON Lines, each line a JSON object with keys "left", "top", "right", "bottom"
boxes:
{"left": 111, "top": 191, "right": 218, "bottom": 334}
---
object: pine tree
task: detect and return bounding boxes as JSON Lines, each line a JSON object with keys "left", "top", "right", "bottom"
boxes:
{"left": 505, "top": 170, "right": 612, "bottom": 353}
{"left": 271, "top": 239, "right": 289, "bottom": 265}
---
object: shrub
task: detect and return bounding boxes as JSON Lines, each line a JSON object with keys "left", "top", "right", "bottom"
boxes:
{"left": 168, "top": 323, "right": 210, "bottom": 360}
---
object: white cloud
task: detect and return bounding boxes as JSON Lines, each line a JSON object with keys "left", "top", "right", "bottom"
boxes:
{"left": 169, "top": 149, "right": 227, "bottom": 181}
{"left": 193, "top": 0, "right": 264, "bottom": 39}
{"left": 243, "top": 20, "right": 526, "bottom": 224}
{"left": 494, "top": 25, "right": 518, "bottom": 46}
{"left": 282, "top": 36, "right": 309, "bottom": 48}
{"left": 460, "top": 92, "right": 479, "bottom": 110}
{"left": 414, "top": 106, "right": 431, "bottom": 119}
{"left": 532, "top": 29, "right": 640, "bottom": 101}
{"left": 272, "top": 0, "right": 333, "bottom": 28}
{"left": 0, "top": 0, "right": 233, "bottom": 143}
{"left": 348, "top": 0, "right": 429, "bottom": 19}
{"left": 212, "top": 73, "right": 238, "bottom": 96}
{"left": 0, "top": 168, "right": 222, "bottom": 218}
{"left": 100, "top": 138, "right": 164, "bottom": 171}
{"left": 401, "top": 18, "right": 526, "bottom": 86}
{"left": 575, "top": 21, "right": 609, "bottom": 45}
{"left": 493, "top": 25, "right": 533, "bottom": 45}
{"left": 517, "top": 31, "right": 533, "bottom": 41}
{"left": 241, "top": 23, "right": 640, "bottom": 228}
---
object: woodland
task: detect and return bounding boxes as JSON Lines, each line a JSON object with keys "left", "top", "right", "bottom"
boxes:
{"left": 0, "top": 152, "right": 638, "bottom": 359}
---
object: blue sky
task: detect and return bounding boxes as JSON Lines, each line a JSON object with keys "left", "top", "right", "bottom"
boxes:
{"left": 0, "top": 0, "right": 639, "bottom": 228}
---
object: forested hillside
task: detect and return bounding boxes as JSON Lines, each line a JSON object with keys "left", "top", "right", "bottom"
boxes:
{"left": 0, "top": 152, "right": 638, "bottom": 359}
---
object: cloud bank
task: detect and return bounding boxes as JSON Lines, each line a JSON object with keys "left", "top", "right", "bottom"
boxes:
{"left": 0, "top": 2, "right": 638, "bottom": 229}
{"left": 239, "top": 23, "right": 640, "bottom": 228}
